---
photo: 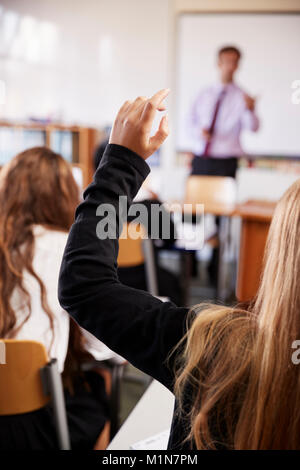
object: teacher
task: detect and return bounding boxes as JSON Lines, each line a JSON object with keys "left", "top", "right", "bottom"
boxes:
{"left": 188, "top": 45, "right": 259, "bottom": 177}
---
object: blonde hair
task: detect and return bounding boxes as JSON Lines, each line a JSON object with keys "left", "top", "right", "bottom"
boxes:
{"left": 173, "top": 178, "right": 300, "bottom": 449}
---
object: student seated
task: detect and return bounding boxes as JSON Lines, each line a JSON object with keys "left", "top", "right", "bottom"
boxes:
{"left": 94, "top": 139, "right": 182, "bottom": 305}
{"left": 0, "top": 147, "right": 110, "bottom": 449}
{"left": 59, "top": 89, "right": 300, "bottom": 450}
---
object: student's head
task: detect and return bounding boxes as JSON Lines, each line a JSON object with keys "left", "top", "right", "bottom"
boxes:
{"left": 0, "top": 146, "right": 79, "bottom": 231}
{"left": 173, "top": 178, "right": 300, "bottom": 449}
{"left": 217, "top": 46, "right": 241, "bottom": 83}
{"left": 0, "top": 147, "right": 79, "bottom": 339}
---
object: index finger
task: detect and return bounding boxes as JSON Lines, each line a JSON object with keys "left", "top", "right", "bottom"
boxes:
{"left": 150, "top": 88, "right": 170, "bottom": 107}
{"left": 140, "top": 88, "right": 170, "bottom": 129}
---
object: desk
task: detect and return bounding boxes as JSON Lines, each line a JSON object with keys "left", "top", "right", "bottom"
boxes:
{"left": 107, "top": 380, "right": 174, "bottom": 450}
{"left": 236, "top": 200, "right": 276, "bottom": 302}
{"left": 167, "top": 201, "right": 235, "bottom": 218}
{"left": 169, "top": 199, "right": 278, "bottom": 303}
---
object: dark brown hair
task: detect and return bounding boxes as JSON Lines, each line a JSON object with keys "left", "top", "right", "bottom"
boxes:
{"left": 0, "top": 147, "right": 91, "bottom": 385}
{"left": 218, "top": 45, "right": 241, "bottom": 60}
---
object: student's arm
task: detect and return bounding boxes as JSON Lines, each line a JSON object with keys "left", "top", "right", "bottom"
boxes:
{"left": 58, "top": 91, "right": 190, "bottom": 390}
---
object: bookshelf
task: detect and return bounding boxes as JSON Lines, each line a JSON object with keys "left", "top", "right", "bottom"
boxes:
{"left": 0, "top": 121, "right": 99, "bottom": 189}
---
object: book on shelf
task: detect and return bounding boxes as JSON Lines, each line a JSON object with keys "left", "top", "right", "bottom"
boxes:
{"left": 49, "top": 130, "right": 73, "bottom": 162}
{"left": 0, "top": 127, "right": 45, "bottom": 165}
{"left": 0, "top": 126, "right": 76, "bottom": 165}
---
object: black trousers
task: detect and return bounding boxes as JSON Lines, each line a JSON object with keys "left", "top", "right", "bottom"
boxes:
{"left": 191, "top": 156, "right": 238, "bottom": 178}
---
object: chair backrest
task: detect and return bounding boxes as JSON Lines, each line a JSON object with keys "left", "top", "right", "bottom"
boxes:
{"left": 185, "top": 175, "right": 236, "bottom": 212}
{"left": 0, "top": 339, "right": 71, "bottom": 449}
{"left": 118, "top": 223, "right": 158, "bottom": 296}
{"left": 118, "top": 223, "right": 146, "bottom": 267}
{"left": 0, "top": 339, "right": 49, "bottom": 415}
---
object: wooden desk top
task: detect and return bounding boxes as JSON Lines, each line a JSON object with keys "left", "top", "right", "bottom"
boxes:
{"left": 167, "top": 199, "right": 276, "bottom": 220}
{"left": 235, "top": 200, "right": 277, "bottom": 222}
{"left": 167, "top": 200, "right": 236, "bottom": 217}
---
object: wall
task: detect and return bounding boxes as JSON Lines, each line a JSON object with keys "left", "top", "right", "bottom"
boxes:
{"left": 0, "top": 0, "right": 170, "bottom": 126}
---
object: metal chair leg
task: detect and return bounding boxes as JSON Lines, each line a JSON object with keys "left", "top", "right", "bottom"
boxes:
{"left": 41, "top": 359, "right": 71, "bottom": 450}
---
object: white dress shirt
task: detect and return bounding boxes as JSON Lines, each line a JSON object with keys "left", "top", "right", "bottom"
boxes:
{"left": 188, "top": 82, "right": 259, "bottom": 157}
{"left": 11, "top": 225, "right": 124, "bottom": 372}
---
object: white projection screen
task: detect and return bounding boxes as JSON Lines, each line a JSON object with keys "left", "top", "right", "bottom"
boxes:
{"left": 176, "top": 13, "right": 300, "bottom": 156}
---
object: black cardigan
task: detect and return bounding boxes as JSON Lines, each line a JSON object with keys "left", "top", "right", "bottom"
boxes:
{"left": 58, "top": 144, "right": 194, "bottom": 450}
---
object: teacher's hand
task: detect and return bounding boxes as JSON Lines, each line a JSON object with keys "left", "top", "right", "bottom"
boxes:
{"left": 109, "top": 89, "right": 170, "bottom": 160}
{"left": 244, "top": 93, "right": 256, "bottom": 111}
{"left": 202, "top": 128, "right": 212, "bottom": 142}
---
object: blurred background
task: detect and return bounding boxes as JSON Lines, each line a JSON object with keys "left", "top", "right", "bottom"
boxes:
{"left": 0, "top": 0, "right": 299, "bottom": 202}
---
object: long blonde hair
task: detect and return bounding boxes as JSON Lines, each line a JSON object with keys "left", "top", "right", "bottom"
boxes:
{"left": 173, "top": 178, "right": 300, "bottom": 449}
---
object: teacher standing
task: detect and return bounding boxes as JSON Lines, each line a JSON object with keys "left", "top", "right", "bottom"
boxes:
{"left": 188, "top": 45, "right": 259, "bottom": 177}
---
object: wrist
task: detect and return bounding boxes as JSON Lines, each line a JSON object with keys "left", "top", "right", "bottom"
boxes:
{"left": 103, "top": 144, "right": 150, "bottom": 178}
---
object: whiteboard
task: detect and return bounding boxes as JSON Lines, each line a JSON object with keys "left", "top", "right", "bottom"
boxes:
{"left": 176, "top": 13, "right": 300, "bottom": 156}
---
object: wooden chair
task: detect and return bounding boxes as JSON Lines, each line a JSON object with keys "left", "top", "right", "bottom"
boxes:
{"left": 184, "top": 175, "right": 236, "bottom": 215}
{"left": 0, "top": 339, "right": 70, "bottom": 449}
{"left": 183, "top": 175, "right": 237, "bottom": 301}
{"left": 118, "top": 222, "right": 158, "bottom": 296}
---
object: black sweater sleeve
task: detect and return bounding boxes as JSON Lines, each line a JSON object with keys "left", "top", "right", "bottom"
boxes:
{"left": 58, "top": 144, "right": 189, "bottom": 390}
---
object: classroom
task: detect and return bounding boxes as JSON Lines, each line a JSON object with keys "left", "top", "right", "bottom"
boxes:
{"left": 0, "top": 0, "right": 300, "bottom": 456}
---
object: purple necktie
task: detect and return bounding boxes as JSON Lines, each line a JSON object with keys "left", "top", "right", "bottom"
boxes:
{"left": 203, "top": 88, "right": 226, "bottom": 157}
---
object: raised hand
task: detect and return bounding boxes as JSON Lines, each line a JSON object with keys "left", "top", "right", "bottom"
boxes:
{"left": 109, "top": 89, "right": 170, "bottom": 160}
